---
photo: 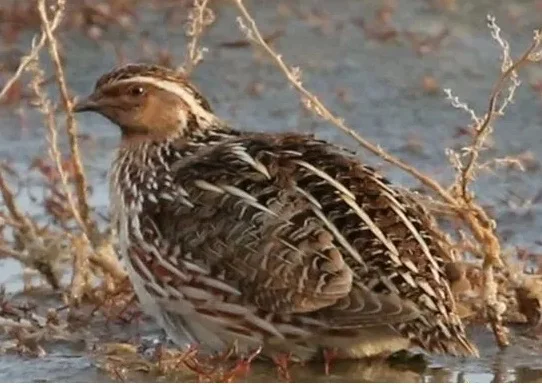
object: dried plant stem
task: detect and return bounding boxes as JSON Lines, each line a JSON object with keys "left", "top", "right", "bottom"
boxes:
{"left": 447, "top": 22, "right": 540, "bottom": 348}
{"left": 0, "top": 244, "right": 26, "bottom": 260}
{"left": 29, "top": 57, "right": 87, "bottom": 237}
{"left": 37, "top": 0, "right": 92, "bottom": 303}
{"left": 0, "top": 317, "right": 37, "bottom": 330}
{"left": 38, "top": 0, "right": 93, "bottom": 237}
{"left": 181, "top": 0, "right": 215, "bottom": 74}
{"left": 36, "top": 0, "right": 126, "bottom": 288}
{"left": 0, "top": 171, "right": 35, "bottom": 233}
{"left": 0, "top": 213, "right": 27, "bottom": 231}
{"left": 457, "top": 31, "right": 541, "bottom": 203}
{"left": 0, "top": 170, "right": 66, "bottom": 288}
{"left": 233, "top": 0, "right": 457, "bottom": 209}
{"left": 89, "top": 243, "right": 127, "bottom": 281}
{"left": 0, "top": 2, "right": 63, "bottom": 102}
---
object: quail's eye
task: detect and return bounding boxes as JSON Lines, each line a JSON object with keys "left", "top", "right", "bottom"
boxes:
{"left": 129, "top": 86, "right": 145, "bottom": 97}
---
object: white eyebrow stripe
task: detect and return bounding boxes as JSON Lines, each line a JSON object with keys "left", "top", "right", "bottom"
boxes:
{"left": 116, "top": 76, "right": 217, "bottom": 125}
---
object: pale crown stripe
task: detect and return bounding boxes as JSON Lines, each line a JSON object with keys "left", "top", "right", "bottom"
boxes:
{"left": 116, "top": 76, "right": 217, "bottom": 125}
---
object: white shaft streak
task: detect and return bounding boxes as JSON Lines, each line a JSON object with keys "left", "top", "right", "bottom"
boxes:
{"left": 294, "top": 159, "right": 402, "bottom": 268}
{"left": 230, "top": 145, "right": 271, "bottom": 179}
{"left": 362, "top": 170, "right": 440, "bottom": 274}
{"left": 294, "top": 160, "right": 355, "bottom": 200}
{"left": 339, "top": 193, "right": 402, "bottom": 266}
{"left": 310, "top": 204, "right": 366, "bottom": 270}
{"left": 193, "top": 179, "right": 278, "bottom": 218}
{"left": 381, "top": 190, "right": 441, "bottom": 282}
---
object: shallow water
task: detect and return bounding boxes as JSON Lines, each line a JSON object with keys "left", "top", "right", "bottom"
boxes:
{"left": 1, "top": 0, "right": 542, "bottom": 381}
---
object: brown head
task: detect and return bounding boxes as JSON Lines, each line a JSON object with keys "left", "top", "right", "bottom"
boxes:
{"left": 73, "top": 64, "right": 218, "bottom": 141}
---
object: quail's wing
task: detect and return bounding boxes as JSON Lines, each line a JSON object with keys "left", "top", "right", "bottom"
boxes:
{"left": 139, "top": 133, "right": 419, "bottom": 331}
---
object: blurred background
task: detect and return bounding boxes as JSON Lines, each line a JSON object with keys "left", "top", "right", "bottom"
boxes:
{"left": 1, "top": 0, "right": 542, "bottom": 381}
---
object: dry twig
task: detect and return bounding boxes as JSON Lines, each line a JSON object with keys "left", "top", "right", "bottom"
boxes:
{"left": 35, "top": 0, "right": 92, "bottom": 305}
{"left": 38, "top": 0, "right": 94, "bottom": 237}
{"left": 180, "top": 0, "right": 215, "bottom": 74}
{"left": 0, "top": 170, "right": 34, "bottom": 234}
{"left": 0, "top": 0, "right": 127, "bottom": 300}
{"left": 0, "top": 6, "right": 63, "bottom": 102}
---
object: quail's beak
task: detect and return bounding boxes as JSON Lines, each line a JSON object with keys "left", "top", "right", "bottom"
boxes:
{"left": 72, "top": 93, "right": 100, "bottom": 113}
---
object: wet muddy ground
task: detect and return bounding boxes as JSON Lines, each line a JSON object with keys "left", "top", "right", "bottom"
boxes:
{"left": 1, "top": 0, "right": 542, "bottom": 381}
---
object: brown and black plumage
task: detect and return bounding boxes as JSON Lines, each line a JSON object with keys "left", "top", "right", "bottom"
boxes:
{"left": 74, "top": 63, "right": 478, "bottom": 361}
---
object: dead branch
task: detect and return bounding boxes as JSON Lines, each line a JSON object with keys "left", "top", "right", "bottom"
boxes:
{"left": 0, "top": 2, "right": 63, "bottom": 102}
{"left": 452, "top": 16, "right": 541, "bottom": 202}
{"left": 35, "top": 0, "right": 127, "bottom": 298}
{"left": 180, "top": 0, "right": 215, "bottom": 74}
{"left": 27, "top": 44, "right": 87, "bottom": 237}
{"left": 38, "top": 0, "right": 94, "bottom": 237}
{"left": 0, "top": 170, "right": 34, "bottom": 233}
{"left": 0, "top": 244, "right": 26, "bottom": 260}
{"left": 233, "top": 0, "right": 458, "bottom": 209}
